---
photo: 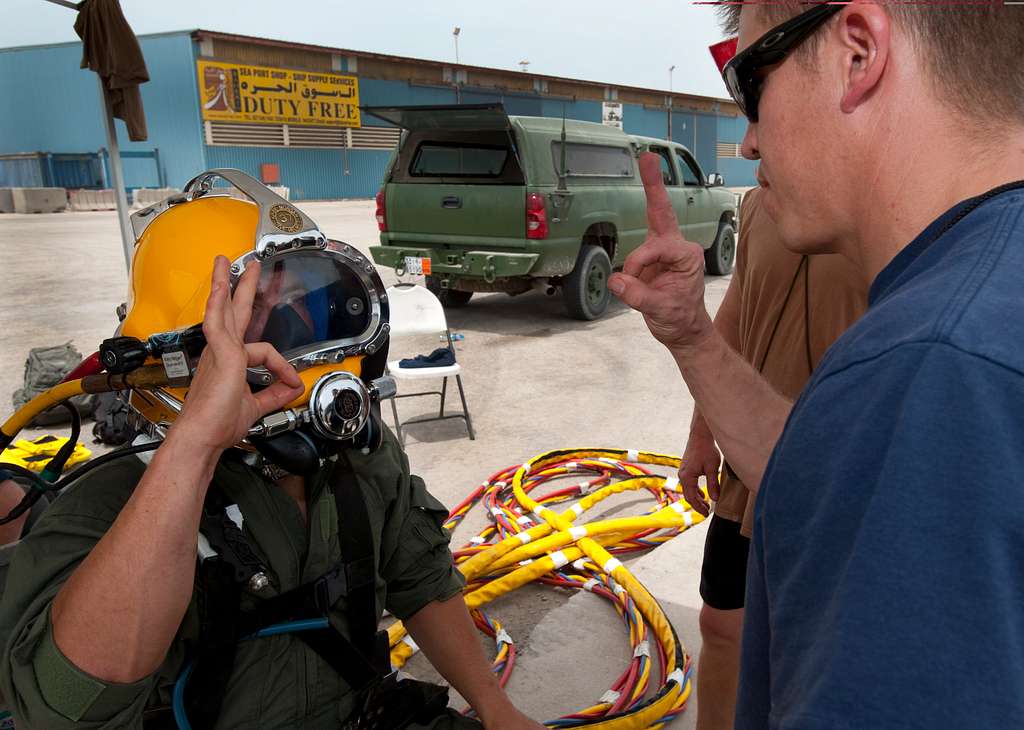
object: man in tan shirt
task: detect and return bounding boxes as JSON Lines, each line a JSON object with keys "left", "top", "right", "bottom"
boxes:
{"left": 680, "top": 187, "right": 867, "bottom": 730}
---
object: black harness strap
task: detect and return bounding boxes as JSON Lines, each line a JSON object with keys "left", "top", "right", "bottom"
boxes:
{"left": 184, "top": 456, "right": 392, "bottom": 725}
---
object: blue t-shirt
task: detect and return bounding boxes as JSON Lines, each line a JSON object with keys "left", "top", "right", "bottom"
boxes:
{"left": 737, "top": 184, "right": 1024, "bottom": 729}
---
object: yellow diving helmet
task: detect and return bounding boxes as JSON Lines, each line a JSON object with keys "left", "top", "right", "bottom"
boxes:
{"left": 109, "top": 169, "right": 394, "bottom": 474}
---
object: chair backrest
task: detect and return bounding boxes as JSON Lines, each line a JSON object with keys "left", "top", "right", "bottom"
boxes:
{"left": 385, "top": 284, "right": 449, "bottom": 337}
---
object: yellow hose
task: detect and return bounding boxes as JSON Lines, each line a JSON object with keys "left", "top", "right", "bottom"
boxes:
{"left": 388, "top": 448, "right": 708, "bottom": 729}
{"left": 0, "top": 380, "right": 85, "bottom": 443}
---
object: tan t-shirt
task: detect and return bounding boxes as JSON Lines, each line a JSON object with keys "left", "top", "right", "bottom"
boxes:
{"left": 714, "top": 188, "right": 868, "bottom": 537}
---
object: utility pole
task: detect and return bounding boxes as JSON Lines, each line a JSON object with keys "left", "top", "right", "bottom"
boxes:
{"left": 453, "top": 27, "right": 461, "bottom": 103}
{"left": 668, "top": 65, "right": 676, "bottom": 139}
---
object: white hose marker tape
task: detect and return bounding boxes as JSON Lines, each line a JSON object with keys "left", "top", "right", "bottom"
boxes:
{"left": 470, "top": 536, "right": 487, "bottom": 545}
{"left": 670, "top": 501, "right": 687, "bottom": 515}
{"left": 402, "top": 635, "right": 420, "bottom": 653}
{"left": 570, "top": 503, "right": 584, "bottom": 518}
{"left": 566, "top": 462, "right": 578, "bottom": 470}
{"left": 684, "top": 511, "right": 694, "bottom": 527}
{"left": 550, "top": 551, "right": 569, "bottom": 569}
{"left": 600, "top": 690, "right": 621, "bottom": 704}
{"left": 627, "top": 449, "right": 639, "bottom": 462}
{"left": 664, "top": 474, "right": 680, "bottom": 492}
{"left": 583, "top": 578, "right": 599, "bottom": 592}
{"left": 600, "top": 457, "right": 618, "bottom": 466}
{"left": 634, "top": 641, "right": 651, "bottom": 658}
{"left": 573, "top": 559, "right": 588, "bottom": 571}
{"left": 612, "top": 583, "right": 626, "bottom": 596}
{"left": 569, "top": 526, "right": 588, "bottom": 540}
{"left": 516, "top": 515, "right": 533, "bottom": 525}
{"left": 577, "top": 480, "right": 592, "bottom": 494}
{"left": 668, "top": 668, "right": 685, "bottom": 686}
{"left": 521, "top": 462, "right": 531, "bottom": 473}
{"left": 519, "top": 559, "right": 534, "bottom": 566}
{"left": 517, "top": 532, "right": 533, "bottom": 545}
{"left": 481, "top": 481, "right": 490, "bottom": 488}
{"left": 495, "top": 628, "right": 514, "bottom": 646}
{"left": 495, "top": 481, "right": 507, "bottom": 489}
{"left": 533, "top": 506, "right": 548, "bottom": 520}
{"left": 490, "top": 506, "right": 504, "bottom": 517}
{"left": 603, "top": 558, "right": 623, "bottom": 574}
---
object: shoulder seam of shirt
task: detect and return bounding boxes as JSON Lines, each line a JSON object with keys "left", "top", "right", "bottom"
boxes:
{"left": 935, "top": 195, "right": 1022, "bottom": 341}
{"left": 815, "top": 338, "right": 1024, "bottom": 386}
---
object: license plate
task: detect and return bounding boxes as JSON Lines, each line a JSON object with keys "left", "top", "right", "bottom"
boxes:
{"left": 403, "top": 256, "right": 432, "bottom": 276}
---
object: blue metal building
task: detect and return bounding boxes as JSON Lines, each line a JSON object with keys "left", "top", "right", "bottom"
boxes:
{"left": 0, "top": 29, "right": 756, "bottom": 200}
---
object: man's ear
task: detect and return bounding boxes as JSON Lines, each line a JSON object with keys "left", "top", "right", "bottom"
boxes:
{"left": 837, "top": 3, "right": 890, "bottom": 114}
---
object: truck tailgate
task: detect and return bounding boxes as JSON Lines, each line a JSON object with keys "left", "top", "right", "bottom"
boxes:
{"left": 386, "top": 184, "right": 525, "bottom": 241}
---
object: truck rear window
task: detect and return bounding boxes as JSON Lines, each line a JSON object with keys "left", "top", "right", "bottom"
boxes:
{"left": 552, "top": 143, "right": 633, "bottom": 178}
{"left": 410, "top": 144, "right": 509, "bottom": 178}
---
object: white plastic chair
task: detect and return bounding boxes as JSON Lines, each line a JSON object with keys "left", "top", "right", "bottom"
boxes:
{"left": 385, "top": 284, "right": 475, "bottom": 445}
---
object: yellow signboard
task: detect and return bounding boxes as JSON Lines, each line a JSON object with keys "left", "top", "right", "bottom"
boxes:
{"left": 197, "top": 60, "right": 360, "bottom": 128}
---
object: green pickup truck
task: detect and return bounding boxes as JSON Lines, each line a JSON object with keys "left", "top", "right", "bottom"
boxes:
{"left": 366, "top": 104, "right": 738, "bottom": 320}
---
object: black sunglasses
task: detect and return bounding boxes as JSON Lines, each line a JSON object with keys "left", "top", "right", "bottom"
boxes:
{"left": 722, "top": 3, "right": 845, "bottom": 122}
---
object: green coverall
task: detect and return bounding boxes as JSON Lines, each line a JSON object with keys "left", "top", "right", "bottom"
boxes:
{"left": 0, "top": 429, "right": 477, "bottom": 729}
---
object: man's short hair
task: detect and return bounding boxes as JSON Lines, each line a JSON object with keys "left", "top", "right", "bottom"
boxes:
{"left": 718, "top": 2, "right": 1024, "bottom": 122}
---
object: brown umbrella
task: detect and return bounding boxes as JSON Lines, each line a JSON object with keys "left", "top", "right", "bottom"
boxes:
{"left": 42, "top": 0, "right": 150, "bottom": 268}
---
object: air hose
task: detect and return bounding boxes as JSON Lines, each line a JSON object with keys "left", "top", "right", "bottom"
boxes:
{"left": 387, "top": 449, "right": 707, "bottom": 729}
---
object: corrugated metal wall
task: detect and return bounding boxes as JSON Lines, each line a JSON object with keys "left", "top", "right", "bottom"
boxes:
{"left": 0, "top": 32, "right": 206, "bottom": 189}
{"left": 2, "top": 31, "right": 756, "bottom": 197}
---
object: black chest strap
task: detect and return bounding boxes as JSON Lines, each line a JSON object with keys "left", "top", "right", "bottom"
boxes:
{"left": 185, "top": 453, "right": 391, "bottom": 726}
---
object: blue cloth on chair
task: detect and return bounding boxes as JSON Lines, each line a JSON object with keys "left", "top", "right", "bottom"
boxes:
{"left": 399, "top": 347, "right": 455, "bottom": 369}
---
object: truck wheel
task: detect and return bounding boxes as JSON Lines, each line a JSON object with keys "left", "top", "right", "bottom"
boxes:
{"left": 563, "top": 245, "right": 611, "bottom": 321}
{"left": 426, "top": 276, "right": 473, "bottom": 308}
{"left": 705, "top": 222, "right": 736, "bottom": 276}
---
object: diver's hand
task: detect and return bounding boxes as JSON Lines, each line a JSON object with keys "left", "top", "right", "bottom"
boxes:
{"left": 608, "top": 153, "right": 714, "bottom": 353}
{"left": 174, "top": 256, "right": 304, "bottom": 452}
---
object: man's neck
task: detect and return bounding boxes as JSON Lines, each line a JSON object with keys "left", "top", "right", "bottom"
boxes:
{"left": 841, "top": 116, "right": 1024, "bottom": 283}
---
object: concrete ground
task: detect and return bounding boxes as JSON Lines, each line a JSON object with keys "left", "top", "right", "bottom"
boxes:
{"left": 0, "top": 201, "right": 732, "bottom": 727}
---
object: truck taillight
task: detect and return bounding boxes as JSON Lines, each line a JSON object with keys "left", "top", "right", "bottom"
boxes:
{"left": 375, "top": 188, "right": 387, "bottom": 232}
{"left": 526, "top": 192, "right": 548, "bottom": 239}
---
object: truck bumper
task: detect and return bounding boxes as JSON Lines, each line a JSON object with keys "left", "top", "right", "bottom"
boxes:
{"left": 370, "top": 245, "right": 539, "bottom": 283}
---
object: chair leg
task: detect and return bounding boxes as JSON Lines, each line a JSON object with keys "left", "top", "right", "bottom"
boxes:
{"left": 389, "top": 390, "right": 404, "bottom": 447}
{"left": 455, "top": 374, "right": 475, "bottom": 440}
{"left": 439, "top": 377, "right": 448, "bottom": 417}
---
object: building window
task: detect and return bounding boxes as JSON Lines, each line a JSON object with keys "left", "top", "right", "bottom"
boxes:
{"left": 205, "top": 121, "right": 401, "bottom": 150}
{"left": 716, "top": 142, "right": 742, "bottom": 158}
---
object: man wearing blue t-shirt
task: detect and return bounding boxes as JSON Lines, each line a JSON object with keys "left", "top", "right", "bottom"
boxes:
{"left": 610, "top": 2, "right": 1024, "bottom": 727}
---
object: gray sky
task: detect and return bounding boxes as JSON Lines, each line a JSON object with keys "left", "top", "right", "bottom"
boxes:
{"left": 7, "top": 0, "right": 733, "bottom": 99}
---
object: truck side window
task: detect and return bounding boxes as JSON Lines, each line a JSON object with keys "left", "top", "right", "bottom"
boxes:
{"left": 676, "top": 150, "right": 703, "bottom": 186}
{"left": 650, "top": 147, "right": 678, "bottom": 186}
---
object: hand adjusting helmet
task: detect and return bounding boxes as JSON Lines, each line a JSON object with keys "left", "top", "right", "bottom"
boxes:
{"left": 106, "top": 169, "right": 395, "bottom": 475}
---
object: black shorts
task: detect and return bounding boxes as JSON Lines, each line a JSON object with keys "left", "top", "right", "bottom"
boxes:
{"left": 699, "top": 514, "right": 751, "bottom": 611}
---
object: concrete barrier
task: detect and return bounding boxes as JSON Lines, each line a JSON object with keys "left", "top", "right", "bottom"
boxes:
{"left": 12, "top": 188, "right": 67, "bottom": 214}
{"left": 132, "top": 187, "right": 180, "bottom": 208}
{"left": 68, "top": 189, "right": 117, "bottom": 211}
{"left": 0, "top": 189, "right": 14, "bottom": 214}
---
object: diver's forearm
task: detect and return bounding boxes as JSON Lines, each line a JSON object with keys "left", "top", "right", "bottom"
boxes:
{"left": 51, "top": 430, "right": 220, "bottom": 683}
{"left": 671, "top": 332, "right": 792, "bottom": 491}
{"left": 406, "top": 594, "right": 516, "bottom": 724}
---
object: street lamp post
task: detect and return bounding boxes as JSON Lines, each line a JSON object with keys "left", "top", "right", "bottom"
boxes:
{"left": 668, "top": 65, "right": 676, "bottom": 139}
{"left": 453, "top": 27, "right": 461, "bottom": 103}
{"left": 519, "top": 60, "right": 530, "bottom": 73}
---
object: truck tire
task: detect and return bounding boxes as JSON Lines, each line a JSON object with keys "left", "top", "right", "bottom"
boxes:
{"left": 705, "top": 222, "right": 736, "bottom": 276}
{"left": 425, "top": 276, "right": 473, "bottom": 308}
{"left": 563, "top": 245, "right": 612, "bottom": 321}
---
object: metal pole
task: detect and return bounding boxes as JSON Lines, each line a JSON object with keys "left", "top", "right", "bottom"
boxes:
{"left": 97, "top": 78, "right": 135, "bottom": 269}
{"left": 668, "top": 65, "right": 675, "bottom": 140}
